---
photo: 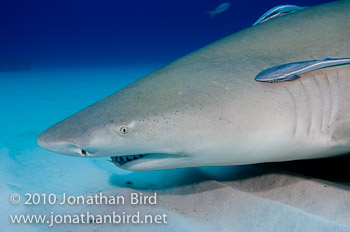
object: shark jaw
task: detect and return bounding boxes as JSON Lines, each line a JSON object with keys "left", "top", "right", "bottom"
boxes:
{"left": 109, "top": 153, "right": 187, "bottom": 171}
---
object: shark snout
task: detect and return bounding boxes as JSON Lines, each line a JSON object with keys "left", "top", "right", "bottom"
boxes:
{"left": 37, "top": 129, "right": 91, "bottom": 157}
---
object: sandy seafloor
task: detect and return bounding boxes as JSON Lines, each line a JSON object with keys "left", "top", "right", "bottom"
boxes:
{"left": 1, "top": 67, "right": 350, "bottom": 232}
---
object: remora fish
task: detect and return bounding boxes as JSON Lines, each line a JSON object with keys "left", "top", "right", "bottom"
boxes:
{"left": 207, "top": 3, "right": 230, "bottom": 19}
{"left": 38, "top": 1, "right": 350, "bottom": 171}
{"left": 255, "top": 57, "right": 350, "bottom": 82}
{"left": 253, "top": 5, "right": 307, "bottom": 25}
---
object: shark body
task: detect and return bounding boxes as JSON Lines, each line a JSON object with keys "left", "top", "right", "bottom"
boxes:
{"left": 38, "top": 1, "right": 350, "bottom": 171}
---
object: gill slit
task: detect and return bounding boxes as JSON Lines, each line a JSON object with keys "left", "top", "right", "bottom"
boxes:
{"left": 299, "top": 79, "right": 312, "bottom": 135}
{"left": 329, "top": 71, "right": 341, "bottom": 126}
{"left": 311, "top": 75, "right": 324, "bottom": 132}
{"left": 285, "top": 86, "right": 297, "bottom": 137}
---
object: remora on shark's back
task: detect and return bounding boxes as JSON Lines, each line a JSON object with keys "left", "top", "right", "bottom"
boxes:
{"left": 38, "top": 1, "right": 350, "bottom": 171}
{"left": 253, "top": 5, "right": 307, "bottom": 25}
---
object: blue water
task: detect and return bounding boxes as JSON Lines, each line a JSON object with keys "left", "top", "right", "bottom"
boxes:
{"left": 1, "top": 0, "right": 331, "bottom": 68}
{"left": 1, "top": 0, "right": 346, "bottom": 231}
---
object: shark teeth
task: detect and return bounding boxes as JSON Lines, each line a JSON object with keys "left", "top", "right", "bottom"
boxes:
{"left": 110, "top": 154, "right": 146, "bottom": 166}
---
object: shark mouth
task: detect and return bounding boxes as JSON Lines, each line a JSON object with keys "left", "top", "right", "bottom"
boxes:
{"left": 110, "top": 153, "right": 183, "bottom": 167}
{"left": 110, "top": 154, "right": 147, "bottom": 166}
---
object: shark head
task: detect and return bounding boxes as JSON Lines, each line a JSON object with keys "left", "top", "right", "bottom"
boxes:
{"left": 37, "top": 68, "right": 244, "bottom": 171}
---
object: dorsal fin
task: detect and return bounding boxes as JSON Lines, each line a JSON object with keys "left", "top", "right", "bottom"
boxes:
{"left": 253, "top": 5, "right": 307, "bottom": 26}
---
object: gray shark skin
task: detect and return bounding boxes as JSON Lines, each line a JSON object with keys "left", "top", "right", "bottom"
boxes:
{"left": 38, "top": 1, "right": 350, "bottom": 171}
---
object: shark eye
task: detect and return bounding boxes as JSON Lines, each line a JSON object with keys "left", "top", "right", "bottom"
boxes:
{"left": 118, "top": 126, "right": 129, "bottom": 135}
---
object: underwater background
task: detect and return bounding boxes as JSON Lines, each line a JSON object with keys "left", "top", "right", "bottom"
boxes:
{"left": 1, "top": 0, "right": 348, "bottom": 231}
{"left": 1, "top": 0, "right": 332, "bottom": 69}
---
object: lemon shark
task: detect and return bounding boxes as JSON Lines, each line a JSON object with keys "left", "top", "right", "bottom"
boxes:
{"left": 38, "top": 0, "right": 350, "bottom": 171}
